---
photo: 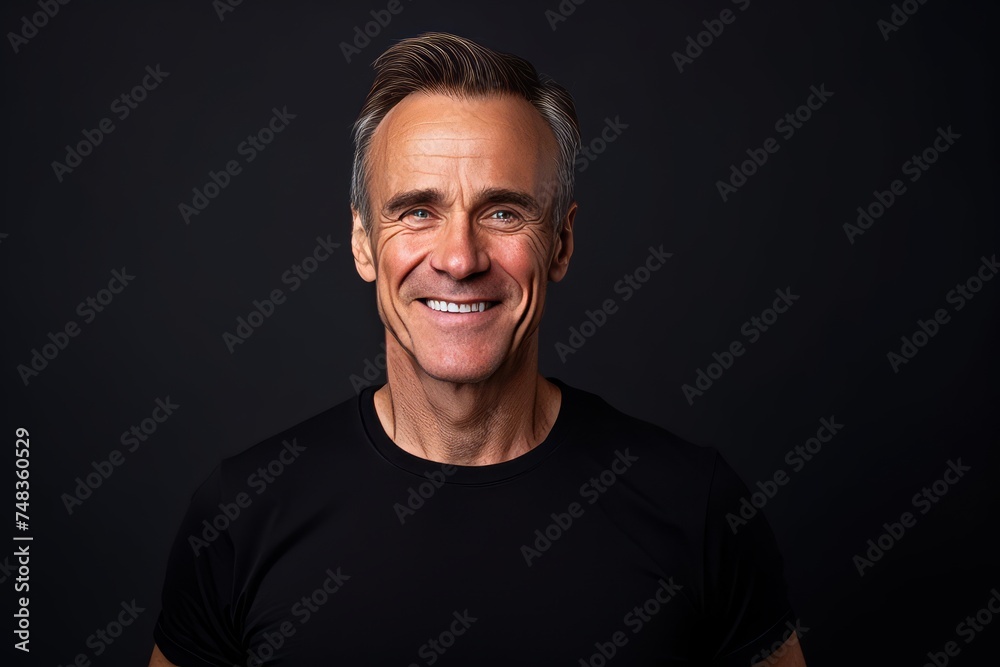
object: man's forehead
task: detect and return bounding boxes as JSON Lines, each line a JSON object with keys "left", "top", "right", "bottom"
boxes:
{"left": 367, "top": 92, "right": 558, "bottom": 188}
{"left": 379, "top": 91, "right": 551, "bottom": 139}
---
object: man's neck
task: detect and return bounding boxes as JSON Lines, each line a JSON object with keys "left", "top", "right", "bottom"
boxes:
{"left": 372, "top": 338, "right": 562, "bottom": 466}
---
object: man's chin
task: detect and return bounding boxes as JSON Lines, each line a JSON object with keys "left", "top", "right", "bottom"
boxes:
{"left": 413, "top": 353, "right": 505, "bottom": 386}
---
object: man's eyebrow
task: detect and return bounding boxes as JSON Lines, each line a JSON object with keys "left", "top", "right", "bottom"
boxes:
{"left": 382, "top": 189, "right": 445, "bottom": 218}
{"left": 477, "top": 188, "right": 542, "bottom": 217}
{"left": 381, "top": 187, "right": 542, "bottom": 218}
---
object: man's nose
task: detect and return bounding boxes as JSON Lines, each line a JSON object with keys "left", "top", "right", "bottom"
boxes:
{"left": 429, "top": 217, "right": 489, "bottom": 280}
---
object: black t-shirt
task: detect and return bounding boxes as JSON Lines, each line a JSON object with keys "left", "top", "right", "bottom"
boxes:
{"left": 154, "top": 378, "right": 796, "bottom": 666}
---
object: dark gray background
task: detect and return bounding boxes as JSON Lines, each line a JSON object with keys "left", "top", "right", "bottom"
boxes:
{"left": 2, "top": 0, "right": 998, "bottom": 664}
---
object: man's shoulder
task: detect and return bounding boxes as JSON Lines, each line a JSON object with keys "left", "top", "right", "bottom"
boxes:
{"left": 214, "top": 391, "right": 362, "bottom": 486}
{"left": 557, "top": 379, "right": 718, "bottom": 472}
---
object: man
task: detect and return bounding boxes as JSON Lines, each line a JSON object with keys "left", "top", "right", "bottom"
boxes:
{"left": 150, "top": 32, "right": 807, "bottom": 666}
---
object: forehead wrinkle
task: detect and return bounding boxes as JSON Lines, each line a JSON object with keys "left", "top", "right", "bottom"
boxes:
{"left": 401, "top": 138, "right": 497, "bottom": 147}
{"left": 389, "top": 103, "right": 546, "bottom": 143}
{"left": 396, "top": 136, "right": 516, "bottom": 158}
{"left": 388, "top": 115, "right": 519, "bottom": 143}
{"left": 375, "top": 97, "right": 553, "bottom": 159}
{"left": 400, "top": 150, "right": 489, "bottom": 158}
{"left": 368, "top": 94, "right": 560, "bottom": 208}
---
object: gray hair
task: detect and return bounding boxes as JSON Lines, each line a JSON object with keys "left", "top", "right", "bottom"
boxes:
{"left": 350, "top": 32, "right": 581, "bottom": 235}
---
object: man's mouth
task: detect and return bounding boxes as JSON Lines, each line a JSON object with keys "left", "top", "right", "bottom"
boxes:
{"left": 420, "top": 298, "right": 498, "bottom": 313}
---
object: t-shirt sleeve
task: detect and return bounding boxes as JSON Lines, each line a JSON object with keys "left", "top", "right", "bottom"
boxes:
{"left": 702, "top": 449, "right": 797, "bottom": 666}
{"left": 153, "top": 464, "right": 245, "bottom": 666}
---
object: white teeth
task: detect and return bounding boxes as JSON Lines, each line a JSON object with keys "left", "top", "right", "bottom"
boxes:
{"left": 424, "top": 300, "right": 493, "bottom": 313}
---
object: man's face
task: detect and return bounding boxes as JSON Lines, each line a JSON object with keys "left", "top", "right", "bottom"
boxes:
{"left": 352, "top": 92, "right": 575, "bottom": 385}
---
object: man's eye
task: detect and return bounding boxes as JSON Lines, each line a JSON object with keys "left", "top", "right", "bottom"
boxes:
{"left": 489, "top": 210, "right": 522, "bottom": 222}
{"left": 403, "top": 208, "right": 432, "bottom": 220}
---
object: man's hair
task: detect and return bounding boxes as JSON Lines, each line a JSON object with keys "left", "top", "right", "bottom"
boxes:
{"left": 350, "top": 32, "right": 581, "bottom": 235}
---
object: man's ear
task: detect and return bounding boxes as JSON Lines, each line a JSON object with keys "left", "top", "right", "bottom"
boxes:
{"left": 548, "top": 201, "right": 576, "bottom": 282}
{"left": 351, "top": 208, "right": 377, "bottom": 283}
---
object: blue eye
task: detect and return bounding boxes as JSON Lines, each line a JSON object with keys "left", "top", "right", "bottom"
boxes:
{"left": 490, "top": 210, "right": 521, "bottom": 222}
{"left": 401, "top": 208, "right": 432, "bottom": 221}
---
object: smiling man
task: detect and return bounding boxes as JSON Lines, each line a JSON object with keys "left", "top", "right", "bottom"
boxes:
{"left": 149, "top": 32, "right": 807, "bottom": 666}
